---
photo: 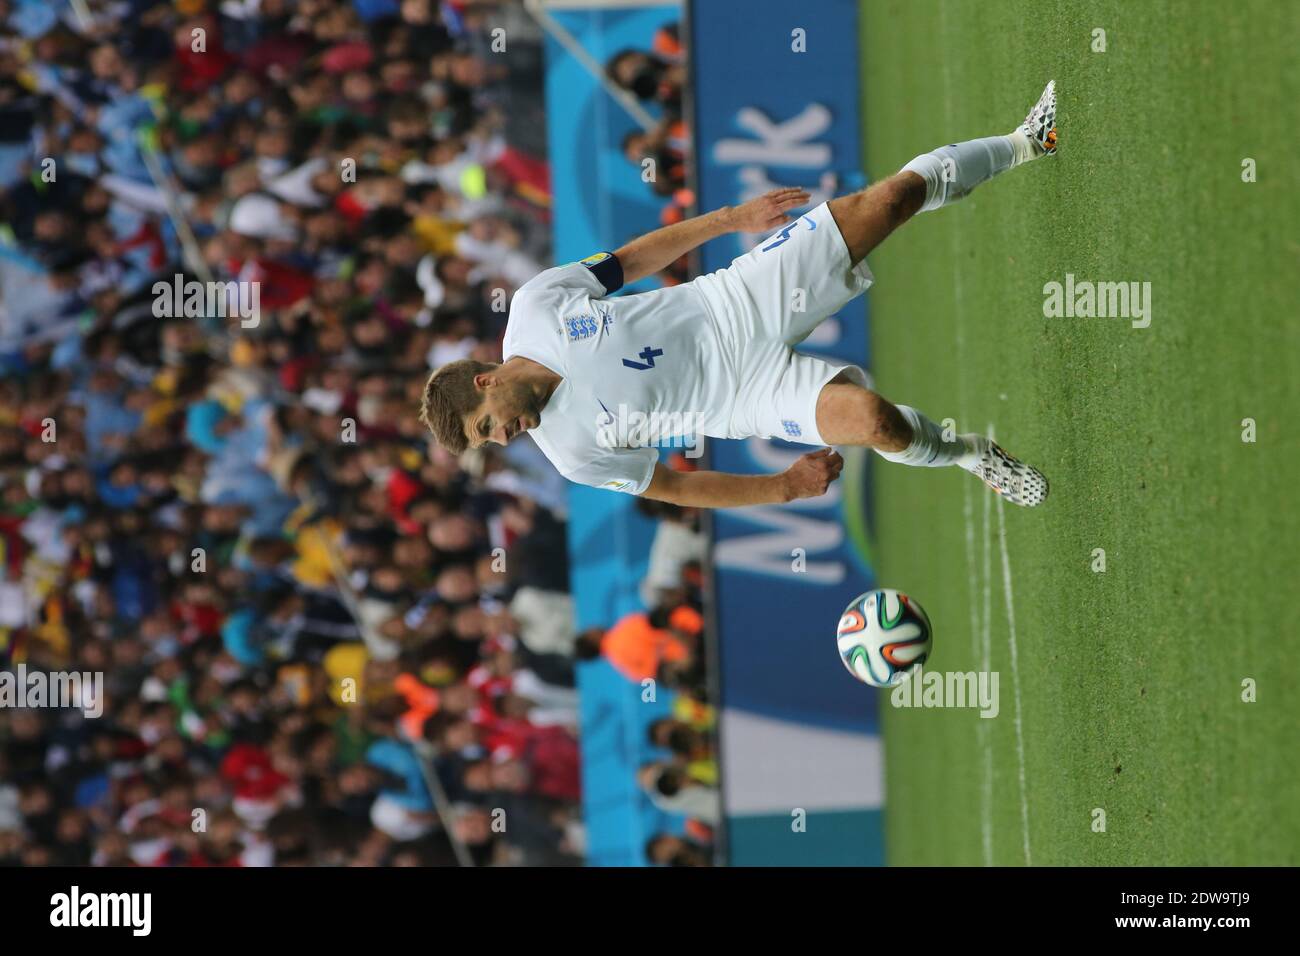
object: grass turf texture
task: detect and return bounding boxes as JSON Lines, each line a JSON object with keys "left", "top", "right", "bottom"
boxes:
{"left": 860, "top": 0, "right": 1298, "bottom": 865}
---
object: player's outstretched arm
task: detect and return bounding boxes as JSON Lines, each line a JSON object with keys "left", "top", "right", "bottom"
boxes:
{"left": 641, "top": 449, "right": 842, "bottom": 509}
{"left": 614, "top": 187, "right": 811, "bottom": 285}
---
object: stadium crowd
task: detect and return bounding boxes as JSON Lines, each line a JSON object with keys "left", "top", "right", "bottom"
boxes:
{"left": 0, "top": 0, "right": 716, "bottom": 867}
{"left": 0, "top": 0, "right": 575, "bottom": 868}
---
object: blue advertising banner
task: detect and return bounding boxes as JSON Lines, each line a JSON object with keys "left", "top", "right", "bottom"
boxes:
{"left": 688, "top": 0, "right": 885, "bottom": 864}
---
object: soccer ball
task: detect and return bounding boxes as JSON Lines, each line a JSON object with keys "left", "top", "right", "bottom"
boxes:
{"left": 836, "top": 589, "right": 933, "bottom": 687}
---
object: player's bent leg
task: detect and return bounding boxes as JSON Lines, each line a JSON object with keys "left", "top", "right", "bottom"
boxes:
{"left": 826, "top": 172, "right": 927, "bottom": 266}
{"left": 816, "top": 376, "right": 970, "bottom": 466}
{"left": 813, "top": 374, "right": 1050, "bottom": 507}
{"left": 829, "top": 81, "right": 1059, "bottom": 268}
{"left": 814, "top": 375, "right": 913, "bottom": 451}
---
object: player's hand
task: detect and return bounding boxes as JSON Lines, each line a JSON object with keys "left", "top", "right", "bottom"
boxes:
{"left": 780, "top": 448, "right": 844, "bottom": 501}
{"left": 726, "top": 187, "right": 812, "bottom": 233}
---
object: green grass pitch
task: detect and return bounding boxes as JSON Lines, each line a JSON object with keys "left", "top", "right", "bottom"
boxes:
{"left": 859, "top": 0, "right": 1299, "bottom": 865}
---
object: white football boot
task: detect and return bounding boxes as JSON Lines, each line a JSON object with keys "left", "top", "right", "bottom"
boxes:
{"left": 1016, "top": 79, "right": 1058, "bottom": 156}
{"left": 963, "top": 440, "right": 1049, "bottom": 508}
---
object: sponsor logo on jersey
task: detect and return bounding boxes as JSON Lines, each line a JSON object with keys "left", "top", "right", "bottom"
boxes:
{"left": 601, "top": 479, "right": 634, "bottom": 491}
{"left": 781, "top": 419, "right": 803, "bottom": 437}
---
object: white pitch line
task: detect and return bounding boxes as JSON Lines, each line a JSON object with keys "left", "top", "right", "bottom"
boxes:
{"left": 937, "top": 26, "right": 994, "bottom": 865}
{"left": 964, "top": 476, "right": 993, "bottom": 866}
{"left": 991, "top": 424, "right": 1031, "bottom": 866}
{"left": 962, "top": 480, "right": 980, "bottom": 660}
{"left": 979, "top": 474, "right": 994, "bottom": 866}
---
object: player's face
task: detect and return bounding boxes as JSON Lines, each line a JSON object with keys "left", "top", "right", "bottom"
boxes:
{"left": 466, "top": 380, "right": 540, "bottom": 448}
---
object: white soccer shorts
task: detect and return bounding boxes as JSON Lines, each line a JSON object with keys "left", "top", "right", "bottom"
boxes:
{"left": 694, "top": 201, "right": 875, "bottom": 445}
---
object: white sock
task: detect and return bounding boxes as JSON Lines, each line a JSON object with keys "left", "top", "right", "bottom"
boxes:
{"left": 875, "top": 405, "right": 985, "bottom": 469}
{"left": 901, "top": 134, "right": 1023, "bottom": 213}
{"left": 1005, "top": 128, "right": 1039, "bottom": 167}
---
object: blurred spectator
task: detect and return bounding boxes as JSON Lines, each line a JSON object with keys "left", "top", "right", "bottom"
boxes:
{"left": 636, "top": 760, "right": 719, "bottom": 826}
{"left": 646, "top": 831, "right": 710, "bottom": 867}
{"left": 605, "top": 22, "right": 685, "bottom": 116}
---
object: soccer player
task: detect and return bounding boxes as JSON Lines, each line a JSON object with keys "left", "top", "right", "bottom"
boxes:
{"left": 419, "top": 83, "right": 1058, "bottom": 509}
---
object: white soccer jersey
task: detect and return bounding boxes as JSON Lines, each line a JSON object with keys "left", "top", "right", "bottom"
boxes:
{"left": 504, "top": 204, "right": 874, "bottom": 495}
{"left": 502, "top": 254, "right": 734, "bottom": 494}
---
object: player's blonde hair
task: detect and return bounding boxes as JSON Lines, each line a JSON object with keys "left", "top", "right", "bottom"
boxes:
{"left": 418, "top": 359, "right": 497, "bottom": 455}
